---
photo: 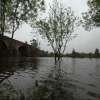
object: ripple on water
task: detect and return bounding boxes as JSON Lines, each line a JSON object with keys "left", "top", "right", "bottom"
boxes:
{"left": 0, "top": 57, "right": 100, "bottom": 100}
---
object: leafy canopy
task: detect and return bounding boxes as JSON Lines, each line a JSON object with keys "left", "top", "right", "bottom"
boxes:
{"left": 0, "top": 0, "right": 45, "bottom": 34}
{"left": 82, "top": 0, "right": 100, "bottom": 30}
{"left": 31, "top": 0, "right": 80, "bottom": 55}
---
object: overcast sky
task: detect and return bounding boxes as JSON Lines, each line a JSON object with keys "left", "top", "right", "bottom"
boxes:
{"left": 5, "top": 0, "right": 100, "bottom": 54}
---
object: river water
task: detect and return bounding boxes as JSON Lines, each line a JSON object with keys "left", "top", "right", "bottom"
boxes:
{"left": 0, "top": 57, "right": 100, "bottom": 100}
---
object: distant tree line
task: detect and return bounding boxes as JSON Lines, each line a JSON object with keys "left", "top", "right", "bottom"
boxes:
{"left": 41, "top": 48, "right": 100, "bottom": 58}
{"left": 65, "top": 48, "right": 100, "bottom": 58}
{"left": 40, "top": 51, "right": 55, "bottom": 57}
{"left": 40, "top": 50, "right": 64, "bottom": 57}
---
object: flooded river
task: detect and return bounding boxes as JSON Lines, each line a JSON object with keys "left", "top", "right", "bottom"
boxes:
{"left": 0, "top": 57, "right": 100, "bottom": 100}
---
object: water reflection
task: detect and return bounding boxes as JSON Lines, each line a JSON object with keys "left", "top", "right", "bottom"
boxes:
{"left": 0, "top": 58, "right": 40, "bottom": 100}
{"left": 38, "top": 61, "right": 77, "bottom": 100}
{"left": 72, "top": 58, "right": 76, "bottom": 74}
{"left": 0, "top": 58, "right": 40, "bottom": 84}
{"left": 95, "top": 59, "right": 100, "bottom": 74}
{"left": 0, "top": 58, "right": 100, "bottom": 100}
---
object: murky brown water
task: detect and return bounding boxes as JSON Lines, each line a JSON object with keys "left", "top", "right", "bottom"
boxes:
{"left": 0, "top": 57, "right": 100, "bottom": 100}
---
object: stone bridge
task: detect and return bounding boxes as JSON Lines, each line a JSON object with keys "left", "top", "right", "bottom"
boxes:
{"left": 1, "top": 36, "right": 43, "bottom": 57}
{"left": 3, "top": 36, "right": 24, "bottom": 50}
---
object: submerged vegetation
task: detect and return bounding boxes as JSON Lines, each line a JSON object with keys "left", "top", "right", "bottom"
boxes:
{"left": 0, "top": 59, "right": 78, "bottom": 100}
{"left": 0, "top": 80, "right": 53, "bottom": 100}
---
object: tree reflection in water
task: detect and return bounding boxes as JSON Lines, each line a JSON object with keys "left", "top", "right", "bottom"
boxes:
{"left": 0, "top": 58, "right": 100, "bottom": 100}
{"left": 36, "top": 60, "right": 77, "bottom": 100}
{"left": 0, "top": 58, "right": 40, "bottom": 100}
{"left": 0, "top": 58, "right": 78, "bottom": 100}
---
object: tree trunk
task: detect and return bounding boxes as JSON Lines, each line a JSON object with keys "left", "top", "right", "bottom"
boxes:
{"left": 0, "top": 0, "right": 6, "bottom": 59}
{"left": 55, "top": 52, "right": 57, "bottom": 61}
{"left": 58, "top": 52, "right": 60, "bottom": 60}
{"left": 57, "top": 48, "right": 61, "bottom": 60}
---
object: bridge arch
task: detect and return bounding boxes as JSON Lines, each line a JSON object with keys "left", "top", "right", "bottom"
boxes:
{"left": 1, "top": 41, "right": 8, "bottom": 57}
{"left": 3, "top": 40, "right": 9, "bottom": 49}
{"left": 18, "top": 46, "right": 26, "bottom": 57}
{"left": 18, "top": 46, "right": 25, "bottom": 52}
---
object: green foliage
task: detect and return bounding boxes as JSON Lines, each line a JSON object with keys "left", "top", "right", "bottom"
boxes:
{"left": 19, "top": 90, "right": 25, "bottom": 100}
{"left": 2, "top": 90, "right": 14, "bottom": 100}
{"left": 0, "top": 0, "right": 45, "bottom": 58}
{"left": 82, "top": 0, "right": 100, "bottom": 30}
{"left": 34, "top": 80, "right": 53, "bottom": 100}
{"left": 0, "top": 88, "right": 26, "bottom": 100}
{"left": 65, "top": 48, "right": 100, "bottom": 58}
{"left": 72, "top": 48, "right": 76, "bottom": 55}
{"left": 49, "top": 52, "right": 55, "bottom": 57}
{"left": 0, "top": 0, "right": 45, "bottom": 34}
{"left": 31, "top": 0, "right": 80, "bottom": 58}
{"left": 40, "top": 50, "right": 55, "bottom": 57}
{"left": 0, "top": 80, "right": 25, "bottom": 100}
{"left": 0, "top": 80, "right": 53, "bottom": 100}
{"left": 95, "top": 48, "right": 99, "bottom": 54}
{"left": 30, "top": 39, "right": 40, "bottom": 57}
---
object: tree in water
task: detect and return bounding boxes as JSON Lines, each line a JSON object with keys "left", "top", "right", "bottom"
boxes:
{"left": 31, "top": 0, "right": 80, "bottom": 61}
